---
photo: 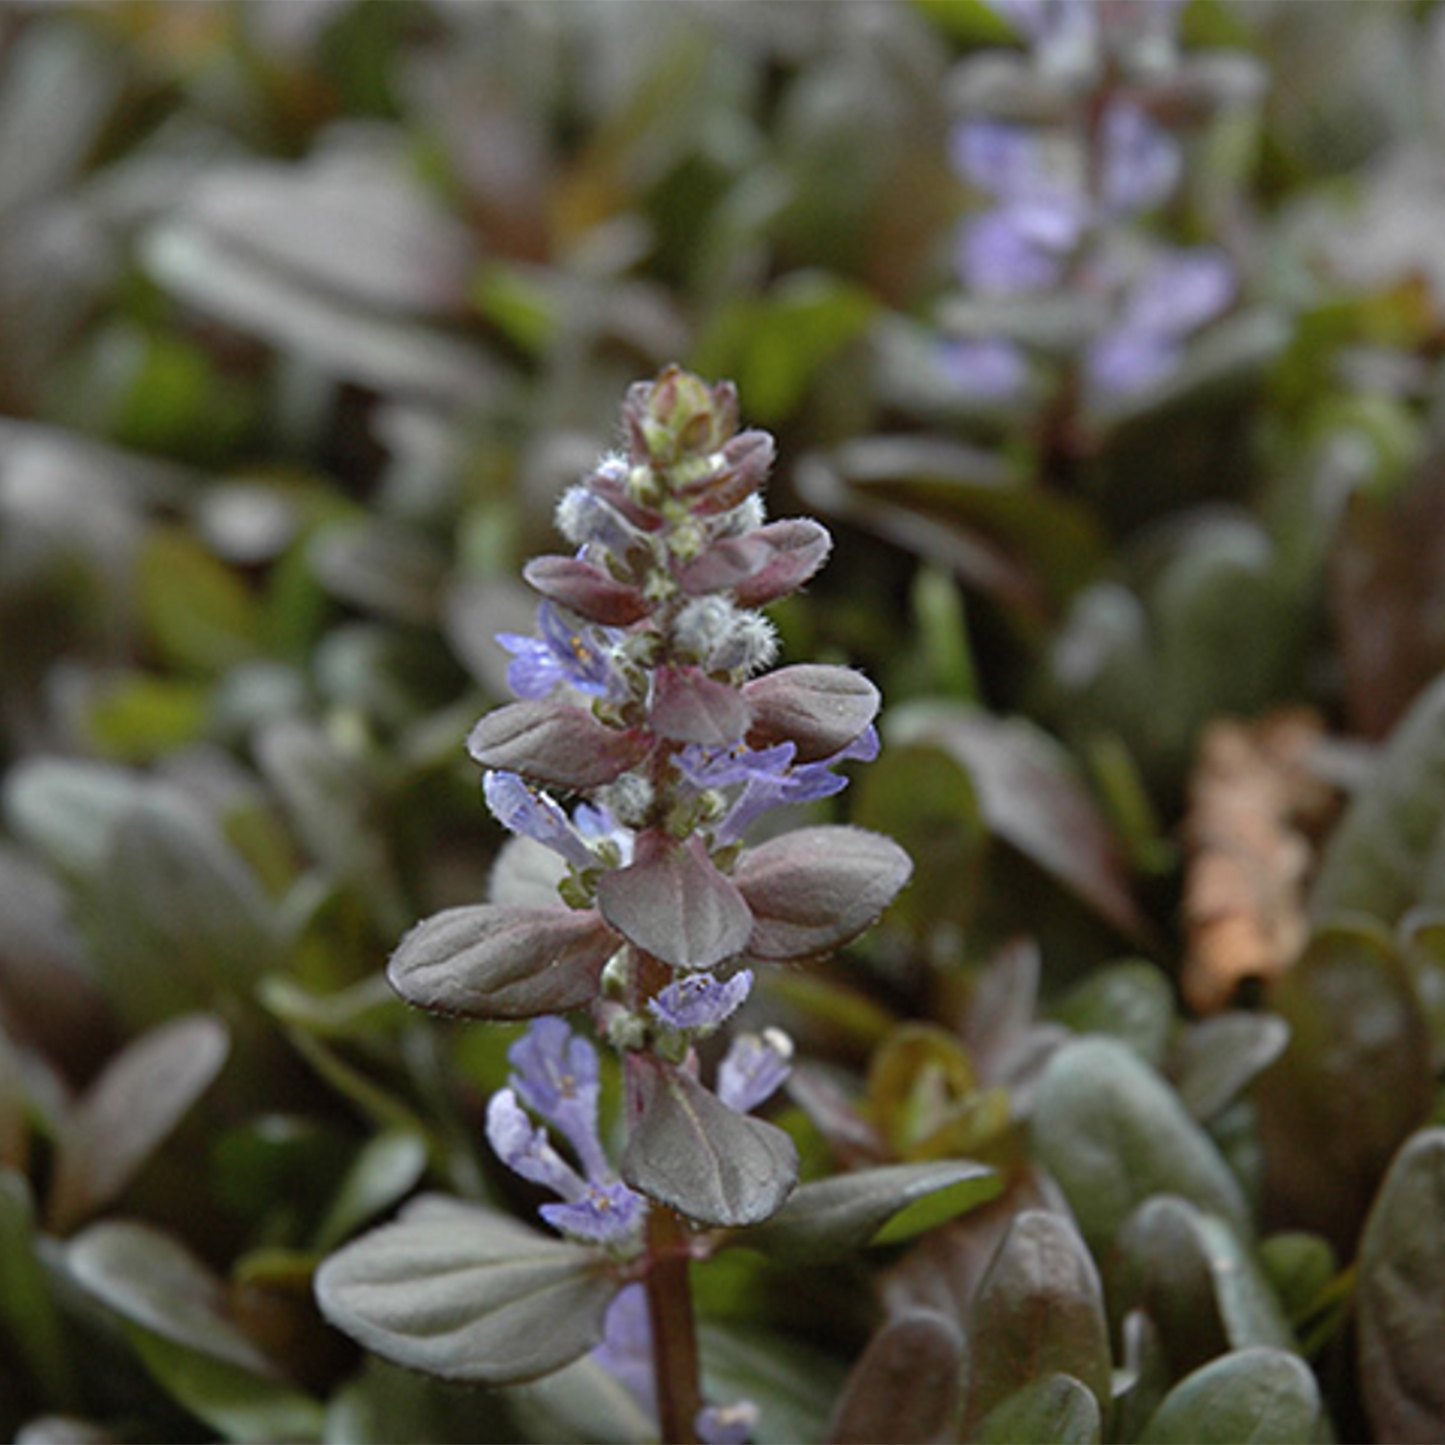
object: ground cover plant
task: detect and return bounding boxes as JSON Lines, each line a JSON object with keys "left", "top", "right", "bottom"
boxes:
{"left": 2, "top": 0, "right": 1445, "bottom": 1441}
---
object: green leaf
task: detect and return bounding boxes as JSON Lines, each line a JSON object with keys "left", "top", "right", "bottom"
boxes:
{"left": 506, "top": 1354, "right": 657, "bottom": 1445}
{"left": 865, "top": 1023, "right": 1010, "bottom": 1160}
{"left": 47, "top": 1013, "right": 230, "bottom": 1235}
{"left": 138, "top": 526, "right": 261, "bottom": 675}
{"left": 698, "top": 1320, "right": 846, "bottom": 1445}
{"left": 1170, "top": 1013, "right": 1291, "bottom": 1121}
{"left": 66, "top": 1220, "right": 323, "bottom": 1443}
{"left": 1310, "top": 673, "right": 1445, "bottom": 923}
{"left": 1110, "top": 1197, "right": 1296, "bottom": 1381}
{"left": 0, "top": 1169, "right": 75, "bottom": 1402}
{"left": 1031, "top": 1037, "right": 1250, "bottom": 1257}
{"left": 622, "top": 1060, "right": 798, "bottom": 1228}
{"left": 308, "top": 519, "right": 447, "bottom": 627}
{"left": 1139, "top": 1347, "right": 1323, "bottom": 1444}
{"left": 690, "top": 271, "right": 877, "bottom": 423}
{"left": 1255, "top": 921, "right": 1433, "bottom": 1247}
{"left": 739, "top": 1160, "right": 999, "bottom": 1263}
{"left": 142, "top": 220, "right": 497, "bottom": 406}
{"left": 964, "top": 1211, "right": 1112, "bottom": 1429}
{"left": 388, "top": 903, "right": 618, "bottom": 1021}
{"left": 974, "top": 1374, "right": 1103, "bottom": 1445}
{"left": 851, "top": 743, "right": 988, "bottom": 940}
{"left": 314, "top": 1195, "right": 618, "bottom": 1385}
{"left": 124, "top": 1333, "right": 325, "bottom": 1445}
{"left": 82, "top": 672, "right": 209, "bottom": 762}
{"left": 887, "top": 702, "right": 1149, "bottom": 942}
{"left": 2, "top": 758, "right": 147, "bottom": 879}
{"left": 312, "top": 1129, "right": 429, "bottom": 1254}
{"left": 1054, "top": 960, "right": 1175, "bottom": 1068}
{"left": 0, "top": 1027, "right": 24, "bottom": 1172}
{"left": 80, "top": 794, "right": 282, "bottom": 1028}
{"left": 795, "top": 435, "right": 1103, "bottom": 617}
{"left": 827, "top": 1310, "right": 964, "bottom": 1445}
{"left": 323, "top": 1357, "right": 513, "bottom": 1445}
{"left": 1356, "top": 1128, "right": 1445, "bottom": 1443}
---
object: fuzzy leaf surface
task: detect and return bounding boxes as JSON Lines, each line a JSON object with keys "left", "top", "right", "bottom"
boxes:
{"left": 827, "top": 1310, "right": 963, "bottom": 1445}
{"left": 387, "top": 905, "right": 615, "bottom": 1019}
{"left": 1357, "top": 1127, "right": 1445, "bottom": 1444}
{"left": 466, "top": 702, "right": 650, "bottom": 792}
{"left": 743, "top": 665, "right": 879, "bottom": 762}
{"left": 741, "top": 1160, "right": 999, "bottom": 1263}
{"left": 1031, "top": 1037, "right": 1250, "bottom": 1257}
{"left": 314, "top": 1196, "right": 617, "bottom": 1385}
{"left": 649, "top": 666, "right": 750, "bottom": 746}
{"left": 676, "top": 519, "right": 831, "bottom": 605}
{"left": 597, "top": 834, "right": 752, "bottom": 972}
{"left": 734, "top": 825, "right": 912, "bottom": 962}
{"left": 1140, "top": 1347, "right": 1323, "bottom": 1444}
{"left": 622, "top": 1061, "right": 797, "bottom": 1227}
{"left": 521, "top": 556, "right": 651, "bottom": 626}
{"left": 964, "top": 1211, "right": 1113, "bottom": 1430}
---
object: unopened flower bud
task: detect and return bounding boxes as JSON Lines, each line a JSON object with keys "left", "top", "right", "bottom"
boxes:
{"left": 709, "top": 612, "right": 778, "bottom": 676}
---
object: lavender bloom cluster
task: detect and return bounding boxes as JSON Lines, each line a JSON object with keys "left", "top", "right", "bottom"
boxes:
{"left": 412, "top": 368, "right": 906, "bottom": 1041}
{"left": 373, "top": 366, "right": 911, "bottom": 1439}
{"left": 944, "top": 0, "right": 1237, "bottom": 402}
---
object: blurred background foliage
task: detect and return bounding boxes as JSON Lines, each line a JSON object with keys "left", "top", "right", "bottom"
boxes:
{"left": 4, "top": 1, "right": 1445, "bottom": 1441}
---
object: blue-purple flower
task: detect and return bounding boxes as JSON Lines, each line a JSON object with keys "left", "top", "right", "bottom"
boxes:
{"left": 716, "top": 1029, "right": 793, "bottom": 1115}
{"left": 485, "top": 1019, "right": 646, "bottom": 1248}
{"left": 648, "top": 969, "right": 754, "bottom": 1034}
{"left": 591, "top": 1286, "right": 761, "bottom": 1445}
{"left": 1085, "top": 245, "right": 1236, "bottom": 396}
{"left": 483, "top": 770, "right": 633, "bottom": 873}
{"left": 944, "top": 1, "right": 1239, "bottom": 403}
{"left": 496, "top": 601, "right": 623, "bottom": 701}
{"left": 680, "top": 725, "right": 881, "bottom": 846}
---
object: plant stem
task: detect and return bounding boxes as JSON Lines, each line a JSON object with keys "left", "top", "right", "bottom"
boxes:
{"left": 644, "top": 1203, "right": 703, "bottom": 1445}
{"left": 623, "top": 951, "right": 704, "bottom": 1445}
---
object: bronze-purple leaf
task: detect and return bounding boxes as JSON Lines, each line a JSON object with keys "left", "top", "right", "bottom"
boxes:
{"left": 522, "top": 556, "right": 651, "bottom": 627}
{"left": 743, "top": 664, "right": 879, "bottom": 763}
{"left": 596, "top": 833, "right": 753, "bottom": 972}
{"left": 621, "top": 1058, "right": 798, "bottom": 1227}
{"left": 387, "top": 904, "right": 617, "bottom": 1019}
{"left": 467, "top": 701, "right": 651, "bottom": 792}
{"left": 650, "top": 666, "right": 750, "bottom": 746}
{"left": 889, "top": 701, "right": 1151, "bottom": 943}
{"left": 734, "top": 825, "right": 913, "bottom": 961}
{"left": 733, "top": 519, "right": 832, "bottom": 607}
{"left": 676, "top": 519, "right": 831, "bottom": 603}
{"left": 314, "top": 1195, "right": 618, "bottom": 1385}
{"left": 684, "top": 430, "right": 776, "bottom": 515}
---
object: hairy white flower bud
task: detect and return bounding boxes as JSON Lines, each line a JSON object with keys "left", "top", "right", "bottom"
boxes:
{"left": 599, "top": 772, "right": 654, "bottom": 830}
{"left": 673, "top": 596, "right": 738, "bottom": 661}
{"left": 710, "top": 611, "right": 778, "bottom": 675}
{"left": 713, "top": 494, "right": 766, "bottom": 539}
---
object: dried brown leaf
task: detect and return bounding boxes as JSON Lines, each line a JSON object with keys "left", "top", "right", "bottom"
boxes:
{"left": 1181, "top": 710, "right": 1339, "bottom": 1013}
